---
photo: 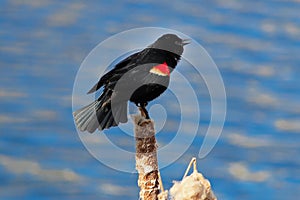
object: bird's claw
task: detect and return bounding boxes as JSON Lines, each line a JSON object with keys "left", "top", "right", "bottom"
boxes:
{"left": 139, "top": 106, "right": 150, "bottom": 119}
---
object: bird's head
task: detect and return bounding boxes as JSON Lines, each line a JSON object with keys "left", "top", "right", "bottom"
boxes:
{"left": 150, "top": 34, "right": 190, "bottom": 56}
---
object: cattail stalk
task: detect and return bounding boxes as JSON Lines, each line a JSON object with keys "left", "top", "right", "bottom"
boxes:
{"left": 133, "top": 114, "right": 159, "bottom": 200}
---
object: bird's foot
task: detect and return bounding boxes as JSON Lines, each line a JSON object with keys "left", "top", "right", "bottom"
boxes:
{"left": 137, "top": 117, "right": 151, "bottom": 126}
{"left": 137, "top": 102, "right": 150, "bottom": 119}
{"left": 139, "top": 106, "right": 150, "bottom": 119}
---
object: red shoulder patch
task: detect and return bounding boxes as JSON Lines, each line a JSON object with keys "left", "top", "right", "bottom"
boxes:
{"left": 149, "top": 62, "right": 170, "bottom": 76}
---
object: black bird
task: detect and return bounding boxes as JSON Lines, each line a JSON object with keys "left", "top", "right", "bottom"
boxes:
{"left": 73, "top": 34, "right": 189, "bottom": 133}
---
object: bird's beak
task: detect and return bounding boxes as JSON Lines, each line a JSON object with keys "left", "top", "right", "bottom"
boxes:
{"left": 182, "top": 39, "right": 190, "bottom": 46}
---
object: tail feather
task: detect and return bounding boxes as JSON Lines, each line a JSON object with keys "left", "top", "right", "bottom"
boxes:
{"left": 73, "top": 96, "right": 128, "bottom": 133}
{"left": 98, "top": 108, "right": 115, "bottom": 130}
{"left": 73, "top": 101, "right": 100, "bottom": 132}
{"left": 75, "top": 101, "right": 98, "bottom": 126}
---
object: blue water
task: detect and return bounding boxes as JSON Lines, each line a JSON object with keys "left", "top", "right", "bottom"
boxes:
{"left": 1, "top": 1, "right": 300, "bottom": 199}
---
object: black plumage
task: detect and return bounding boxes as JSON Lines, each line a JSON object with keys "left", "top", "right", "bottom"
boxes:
{"left": 73, "top": 34, "right": 189, "bottom": 133}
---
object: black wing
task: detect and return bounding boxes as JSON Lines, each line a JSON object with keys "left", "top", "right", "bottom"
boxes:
{"left": 87, "top": 52, "right": 140, "bottom": 94}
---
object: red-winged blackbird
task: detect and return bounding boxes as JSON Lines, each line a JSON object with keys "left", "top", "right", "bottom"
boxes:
{"left": 73, "top": 34, "right": 189, "bottom": 133}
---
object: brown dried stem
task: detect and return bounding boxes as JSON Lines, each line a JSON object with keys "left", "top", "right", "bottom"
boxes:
{"left": 133, "top": 114, "right": 160, "bottom": 200}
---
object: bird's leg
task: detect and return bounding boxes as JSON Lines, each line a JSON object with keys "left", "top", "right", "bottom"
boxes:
{"left": 138, "top": 102, "right": 150, "bottom": 119}
{"left": 142, "top": 107, "right": 150, "bottom": 119}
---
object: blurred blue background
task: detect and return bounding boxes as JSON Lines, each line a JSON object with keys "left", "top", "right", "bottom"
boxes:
{"left": 1, "top": 0, "right": 300, "bottom": 199}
